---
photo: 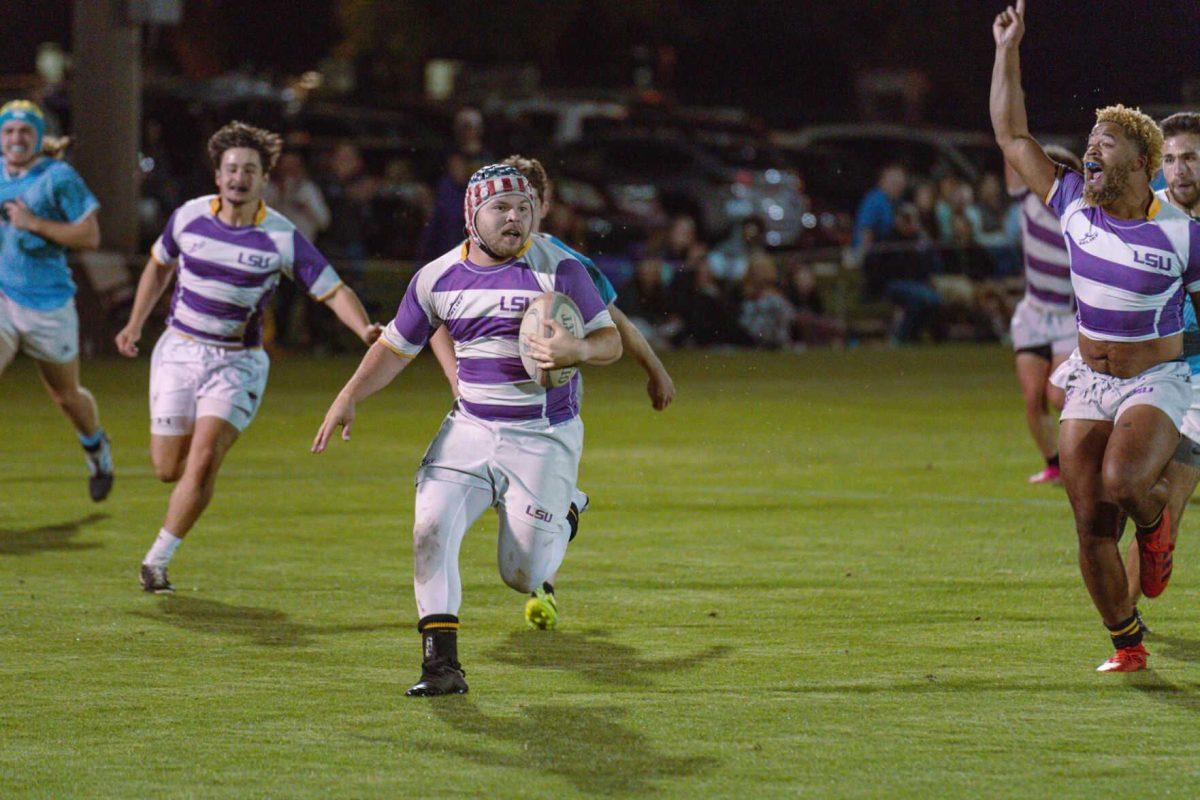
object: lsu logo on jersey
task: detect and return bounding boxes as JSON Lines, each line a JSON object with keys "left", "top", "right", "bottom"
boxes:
{"left": 1132, "top": 248, "right": 1177, "bottom": 272}
{"left": 499, "top": 296, "right": 531, "bottom": 313}
{"left": 237, "top": 251, "right": 278, "bottom": 269}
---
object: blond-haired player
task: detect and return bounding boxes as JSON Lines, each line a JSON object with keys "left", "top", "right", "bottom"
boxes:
{"left": 992, "top": 0, "right": 1200, "bottom": 672}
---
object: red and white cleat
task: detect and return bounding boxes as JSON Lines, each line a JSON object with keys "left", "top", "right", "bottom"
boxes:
{"left": 1137, "top": 508, "right": 1174, "bottom": 599}
{"left": 1096, "top": 644, "right": 1147, "bottom": 673}
{"left": 1027, "top": 465, "right": 1061, "bottom": 484}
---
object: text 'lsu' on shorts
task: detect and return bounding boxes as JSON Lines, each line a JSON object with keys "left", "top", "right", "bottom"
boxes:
{"left": 149, "top": 329, "right": 269, "bottom": 435}
{"left": 415, "top": 406, "right": 584, "bottom": 531}
{"left": 1050, "top": 349, "right": 1191, "bottom": 430}
{"left": 0, "top": 289, "right": 79, "bottom": 368}
{"left": 1010, "top": 296, "right": 1076, "bottom": 358}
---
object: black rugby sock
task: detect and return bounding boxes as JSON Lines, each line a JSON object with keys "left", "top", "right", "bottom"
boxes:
{"left": 418, "top": 614, "right": 460, "bottom": 667}
{"left": 1106, "top": 613, "right": 1143, "bottom": 650}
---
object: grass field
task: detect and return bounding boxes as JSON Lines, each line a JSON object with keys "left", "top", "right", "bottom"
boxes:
{"left": 3, "top": 344, "right": 1200, "bottom": 798}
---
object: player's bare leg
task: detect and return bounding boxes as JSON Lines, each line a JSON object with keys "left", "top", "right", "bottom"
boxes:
{"left": 140, "top": 417, "right": 239, "bottom": 592}
{"left": 1124, "top": 457, "right": 1200, "bottom": 608}
{"left": 1060, "top": 419, "right": 1130, "bottom": 623}
{"left": 36, "top": 356, "right": 113, "bottom": 501}
{"left": 1016, "top": 351, "right": 1060, "bottom": 483}
{"left": 150, "top": 432, "right": 191, "bottom": 483}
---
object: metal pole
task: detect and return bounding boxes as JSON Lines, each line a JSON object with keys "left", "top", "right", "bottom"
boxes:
{"left": 69, "top": 0, "right": 141, "bottom": 255}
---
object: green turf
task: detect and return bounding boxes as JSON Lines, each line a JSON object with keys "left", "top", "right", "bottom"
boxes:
{"left": 2, "top": 345, "right": 1199, "bottom": 799}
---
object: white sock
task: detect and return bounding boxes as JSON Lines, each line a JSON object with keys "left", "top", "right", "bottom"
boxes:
{"left": 143, "top": 529, "right": 182, "bottom": 567}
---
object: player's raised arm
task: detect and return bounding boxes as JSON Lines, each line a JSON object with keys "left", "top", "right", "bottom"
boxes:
{"left": 311, "top": 340, "right": 412, "bottom": 452}
{"left": 989, "top": 0, "right": 1056, "bottom": 200}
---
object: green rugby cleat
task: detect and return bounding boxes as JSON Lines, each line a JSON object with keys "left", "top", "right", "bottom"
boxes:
{"left": 524, "top": 583, "right": 558, "bottom": 630}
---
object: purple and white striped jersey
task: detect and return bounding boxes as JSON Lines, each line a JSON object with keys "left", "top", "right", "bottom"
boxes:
{"left": 1047, "top": 168, "right": 1200, "bottom": 342}
{"left": 151, "top": 196, "right": 343, "bottom": 347}
{"left": 381, "top": 236, "right": 615, "bottom": 425}
{"left": 1016, "top": 188, "right": 1073, "bottom": 309}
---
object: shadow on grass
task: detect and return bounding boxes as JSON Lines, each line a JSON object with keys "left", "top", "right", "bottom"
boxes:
{"left": 1149, "top": 633, "right": 1200, "bottom": 664}
{"left": 383, "top": 698, "right": 714, "bottom": 796}
{"left": 0, "top": 513, "right": 107, "bottom": 556}
{"left": 130, "top": 596, "right": 399, "bottom": 647}
{"left": 1122, "top": 633, "right": 1200, "bottom": 714}
{"left": 487, "top": 628, "right": 730, "bottom": 687}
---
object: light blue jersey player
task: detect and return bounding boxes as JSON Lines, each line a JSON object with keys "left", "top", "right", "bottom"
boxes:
{"left": 0, "top": 100, "right": 113, "bottom": 500}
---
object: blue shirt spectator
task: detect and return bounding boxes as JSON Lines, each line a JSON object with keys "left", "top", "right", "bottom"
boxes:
{"left": 853, "top": 164, "right": 907, "bottom": 248}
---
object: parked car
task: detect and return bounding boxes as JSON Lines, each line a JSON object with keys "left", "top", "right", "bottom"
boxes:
{"left": 771, "top": 124, "right": 987, "bottom": 213}
{"left": 553, "top": 130, "right": 808, "bottom": 246}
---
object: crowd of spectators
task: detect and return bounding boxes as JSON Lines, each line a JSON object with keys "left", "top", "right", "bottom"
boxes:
{"left": 131, "top": 105, "right": 1028, "bottom": 352}
{"left": 851, "top": 162, "right": 1022, "bottom": 345}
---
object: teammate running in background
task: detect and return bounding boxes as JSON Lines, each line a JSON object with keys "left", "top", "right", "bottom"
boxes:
{"left": 116, "top": 121, "right": 380, "bottom": 593}
{"left": 427, "top": 154, "right": 676, "bottom": 630}
{"left": 312, "top": 164, "right": 621, "bottom": 696}
{"left": 1007, "top": 145, "right": 1082, "bottom": 485}
{"left": 1123, "top": 112, "right": 1200, "bottom": 616}
{"left": 0, "top": 100, "right": 112, "bottom": 501}
{"left": 992, "top": 0, "right": 1200, "bottom": 673}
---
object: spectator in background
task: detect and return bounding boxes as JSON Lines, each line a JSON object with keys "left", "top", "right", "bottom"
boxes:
{"left": 316, "top": 142, "right": 375, "bottom": 350}
{"left": 417, "top": 150, "right": 480, "bottom": 263}
{"left": 881, "top": 202, "right": 943, "bottom": 344}
{"left": 376, "top": 157, "right": 434, "bottom": 258}
{"left": 973, "top": 172, "right": 1019, "bottom": 274}
{"left": 738, "top": 252, "right": 795, "bottom": 349}
{"left": 669, "top": 241, "right": 748, "bottom": 347}
{"left": 656, "top": 213, "right": 701, "bottom": 269}
{"left": 852, "top": 163, "right": 907, "bottom": 253}
{"left": 319, "top": 142, "right": 374, "bottom": 267}
{"left": 783, "top": 257, "right": 846, "bottom": 348}
{"left": 621, "top": 258, "right": 683, "bottom": 350}
{"left": 264, "top": 152, "right": 330, "bottom": 347}
{"left": 709, "top": 216, "right": 767, "bottom": 283}
{"left": 912, "top": 180, "right": 939, "bottom": 239}
{"left": 453, "top": 107, "right": 491, "bottom": 160}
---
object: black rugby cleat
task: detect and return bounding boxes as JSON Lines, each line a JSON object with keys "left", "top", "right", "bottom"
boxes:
{"left": 405, "top": 661, "right": 468, "bottom": 697}
{"left": 139, "top": 563, "right": 174, "bottom": 594}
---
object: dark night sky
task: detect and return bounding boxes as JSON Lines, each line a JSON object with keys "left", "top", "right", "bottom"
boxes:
{"left": 4, "top": 1, "right": 1199, "bottom": 132}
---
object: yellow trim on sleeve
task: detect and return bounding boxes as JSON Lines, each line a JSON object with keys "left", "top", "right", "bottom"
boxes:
{"left": 313, "top": 279, "right": 344, "bottom": 303}
{"left": 378, "top": 336, "right": 414, "bottom": 359}
{"left": 1146, "top": 195, "right": 1163, "bottom": 220}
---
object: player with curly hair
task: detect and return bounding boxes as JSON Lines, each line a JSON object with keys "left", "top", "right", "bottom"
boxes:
{"left": 116, "top": 121, "right": 381, "bottom": 592}
{"left": 992, "top": 0, "right": 1200, "bottom": 672}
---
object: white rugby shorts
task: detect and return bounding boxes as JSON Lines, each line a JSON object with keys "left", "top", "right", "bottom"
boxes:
{"left": 0, "top": 290, "right": 79, "bottom": 368}
{"left": 1010, "top": 296, "right": 1076, "bottom": 357}
{"left": 149, "top": 329, "right": 269, "bottom": 435}
{"left": 1051, "top": 349, "right": 1191, "bottom": 429}
{"left": 1180, "top": 378, "right": 1200, "bottom": 444}
{"left": 416, "top": 406, "right": 583, "bottom": 532}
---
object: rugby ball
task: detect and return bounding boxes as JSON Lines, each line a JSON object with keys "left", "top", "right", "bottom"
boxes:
{"left": 518, "top": 291, "right": 585, "bottom": 388}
